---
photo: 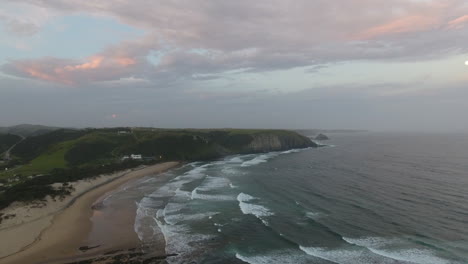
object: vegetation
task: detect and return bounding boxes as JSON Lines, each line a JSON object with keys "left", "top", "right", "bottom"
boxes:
{"left": 0, "top": 160, "right": 148, "bottom": 209}
{"left": 0, "top": 134, "right": 22, "bottom": 154}
{"left": 0, "top": 127, "right": 315, "bottom": 209}
{"left": 0, "top": 124, "right": 58, "bottom": 137}
{"left": 11, "top": 129, "right": 86, "bottom": 162}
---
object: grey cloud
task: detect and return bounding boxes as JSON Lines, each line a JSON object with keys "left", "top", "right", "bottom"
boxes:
{"left": 0, "top": 14, "right": 40, "bottom": 36}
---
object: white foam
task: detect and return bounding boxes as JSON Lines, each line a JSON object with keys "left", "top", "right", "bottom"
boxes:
{"left": 163, "top": 202, "right": 186, "bottom": 216}
{"left": 235, "top": 250, "right": 311, "bottom": 264}
{"left": 237, "top": 192, "right": 255, "bottom": 202}
{"left": 164, "top": 212, "right": 218, "bottom": 225}
{"left": 134, "top": 199, "right": 166, "bottom": 243}
{"left": 281, "top": 149, "right": 301, "bottom": 154}
{"left": 197, "top": 176, "right": 231, "bottom": 191}
{"left": 299, "top": 246, "right": 387, "bottom": 264}
{"left": 305, "top": 211, "right": 323, "bottom": 220}
{"left": 239, "top": 149, "right": 303, "bottom": 167}
{"left": 228, "top": 156, "right": 244, "bottom": 163}
{"left": 221, "top": 166, "right": 239, "bottom": 175}
{"left": 155, "top": 208, "right": 216, "bottom": 264}
{"left": 174, "top": 188, "right": 191, "bottom": 198}
{"left": 369, "top": 248, "right": 450, "bottom": 264}
{"left": 191, "top": 188, "right": 235, "bottom": 201}
{"left": 241, "top": 154, "right": 273, "bottom": 167}
{"left": 237, "top": 193, "right": 274, "bottom": 225}
{"left": 239, "top": 201, "right": 273, "bottom": 217}
{"left": 343, "top": 237, "right": 451, "bottom": 264}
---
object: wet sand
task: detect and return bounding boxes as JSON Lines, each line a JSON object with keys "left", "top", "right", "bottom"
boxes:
{"left": 0, "top": 162, "right": 180, "bottom": 264}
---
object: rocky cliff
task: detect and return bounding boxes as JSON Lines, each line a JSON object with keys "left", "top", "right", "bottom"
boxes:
{"left": 241, "top": 131, "right": 317, "bottom": 153}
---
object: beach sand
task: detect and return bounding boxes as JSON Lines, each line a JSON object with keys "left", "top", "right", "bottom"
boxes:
{"left": 0, "top": 161, "right": 180, "bottom": 264}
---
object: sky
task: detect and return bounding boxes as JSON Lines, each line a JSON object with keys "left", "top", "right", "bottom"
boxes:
{"left": 1, "top": 0, "right": 468, "bottom": 132}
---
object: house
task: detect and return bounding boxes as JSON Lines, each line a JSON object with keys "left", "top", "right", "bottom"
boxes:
{"left": 130, "top": 154, "right": 142, "bottom": 160}
{"left": 121, "top": 154, "right": 143, "bottom": 161}
{"left": 117, "top": 130, "right": 130, "bottom": 135}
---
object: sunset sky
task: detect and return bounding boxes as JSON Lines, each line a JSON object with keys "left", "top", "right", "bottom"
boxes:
{"left": 1, "top": 0, "right": 468, "bottom": 131}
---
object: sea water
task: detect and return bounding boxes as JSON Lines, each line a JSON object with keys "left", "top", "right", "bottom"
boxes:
{"left": 119, "top": 132, "right": 468, "bottom": 263}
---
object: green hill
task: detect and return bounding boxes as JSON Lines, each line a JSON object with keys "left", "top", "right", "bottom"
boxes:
{"left": 0, "top": 124, "right": 59, "bottom": 137}
{"left": 0, "top": 127, "right": 316, "bottom": 209}
{"left": 0, "top": 134, "right": 22, "bottom": 155}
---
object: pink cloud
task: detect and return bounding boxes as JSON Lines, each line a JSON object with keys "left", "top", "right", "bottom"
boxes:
{"left": 114, "top": 57, "right": 137, "bottom": 66}
{"left": 6, "top": 54, "right": 140, "bottom": 84}
{"left": 63, "top": 56, "right": 104, "bottom": 71}
{"left": 447, "top": 15, "right": 468, "bottom": 29}
{"left": 355, "top": 15, "right": 439, "bottom": 40}
{"left": 24, "top": 66, "right": 69, "bottom": 84}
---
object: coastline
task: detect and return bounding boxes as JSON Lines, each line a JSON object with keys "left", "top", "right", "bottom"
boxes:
{"left": 0, "top": 161, "right": 180, "bottom": 264}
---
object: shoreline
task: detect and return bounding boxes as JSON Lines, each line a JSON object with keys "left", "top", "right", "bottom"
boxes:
{"left": 0, "top": 161, "right": 180, "bottom": 264}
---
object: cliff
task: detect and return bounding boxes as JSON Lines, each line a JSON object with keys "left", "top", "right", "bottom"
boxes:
{"left": 242, "top": 131, "right": 317, "bottom": 153}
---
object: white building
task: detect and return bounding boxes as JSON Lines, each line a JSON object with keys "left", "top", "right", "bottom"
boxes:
{"left": 130, "top": 154, "right": 142, "bottom": 160}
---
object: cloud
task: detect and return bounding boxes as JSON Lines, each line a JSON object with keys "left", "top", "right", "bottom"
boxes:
{"left": 2, "top": 54, "right": 142, "bottom": 84}
{"left": 0, "top": 14, "right": 40, "bottom": 36}
{"left": 447, "top": 15, "right": 468, "bottom": 29}
{"left": 355, "top": 15, "right": 440, "bottom": 39}
{"left": 2, "top": 0, "right": 468, "bottom": 84}
{"left": 0, "top": 2, "right": 57, "bottom": 36}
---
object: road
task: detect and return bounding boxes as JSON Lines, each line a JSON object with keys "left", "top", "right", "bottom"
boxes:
{"left": 2, "top": 136, "right": 25, "bottom": 161}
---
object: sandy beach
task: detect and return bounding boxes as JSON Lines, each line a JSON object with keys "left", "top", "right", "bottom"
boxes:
{"left": 0, "top": 161, "right": 180, "bottom": 264}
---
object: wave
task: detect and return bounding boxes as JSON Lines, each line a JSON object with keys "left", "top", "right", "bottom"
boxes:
{"left": 237, "top": 193, "right": 274, "bottom": 226}
{"left": 237, "top": 192, "right": 255, "bottom": 202}
{"left": 191, "top": 188, "right": 235, "bottom": 201}
{"left": 281, "top": 149, "right": 301, "bottom": 154}
{"left": 343, "top": 237, "right": 452, "bottom": 264}
{"left": 196, "top": 176, "right": 231, "bottom": 191}
{"left": 235, "top": 250, "right": 312, "bottom": 264}
{"left": 221, "top": 165, "right": 244, "bottom": 176}
{"left": 240, "top": 148, "right": 310, "bottom": 167}
{"left": 241, "top": 154, "right": 273, "bottom": 167}
{"left": 304, "top": 211, "right": 323, "bottom": 220}
{"left": 165, "top": 211, "right": 218, "bottom": 226}
{"left": 227, "top": 156, "right": 244, "bottom": 163}
{"left": 299, "top": 245, "right": 409, "bottom": 264}
{"left": 155, "top": 215, "right": 215, "bottom": 264}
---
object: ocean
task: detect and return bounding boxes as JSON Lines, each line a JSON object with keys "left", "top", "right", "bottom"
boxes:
{"left": 106, "top": 132, "right": 468, "bottom": 263}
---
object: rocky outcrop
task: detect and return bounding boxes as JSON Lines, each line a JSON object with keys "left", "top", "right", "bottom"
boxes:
{"left": 315, "top": 133, "right": 329, "bottom": 140}
{"left": 243, "top": 132, "right": 317, "bottom": 153}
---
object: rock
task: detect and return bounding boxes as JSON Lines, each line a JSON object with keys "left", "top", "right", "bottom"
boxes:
{"left": 315, "top": 133, "right": 329, "bottom": 140}
{"left": 244, "top": 132, "right": 317, "bottom": 153}
{"left": 79, "top": 245, "right": 101, "bottom": 252}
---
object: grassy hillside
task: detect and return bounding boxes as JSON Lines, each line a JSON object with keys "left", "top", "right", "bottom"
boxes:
{"left": 0, "top": 134, "right": 22, "bottom": 154}
{"left": 3, "top": 128, "right": 315, "bottom": 179}
{"left": 0, "top": 124, "right": 59, "bottom": 137}
{"left": 0, "top": 127, "right": 315, "bottom": 209}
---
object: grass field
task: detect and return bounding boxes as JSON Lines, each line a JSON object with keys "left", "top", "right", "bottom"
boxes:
{"left": 0, "top": 140, "right": 73, "bottom": 180}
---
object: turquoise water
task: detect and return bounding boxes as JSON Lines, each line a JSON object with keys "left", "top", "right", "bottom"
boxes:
{"left": 122, "top": 133, "right": 468, "bottom": 263}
